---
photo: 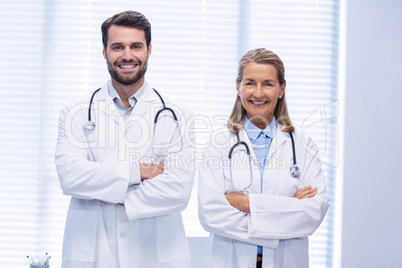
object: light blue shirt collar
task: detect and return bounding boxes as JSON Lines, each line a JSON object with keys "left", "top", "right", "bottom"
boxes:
{"left": 107, "top": 80, "right": 147, "bottom": 111}
{"left": 243, "top": 116, "right": 277, "bottom": 141}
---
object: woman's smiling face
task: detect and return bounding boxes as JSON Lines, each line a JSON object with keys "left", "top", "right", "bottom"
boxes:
{"left": 237, "top": 62, "right": 285, "bottom": 129}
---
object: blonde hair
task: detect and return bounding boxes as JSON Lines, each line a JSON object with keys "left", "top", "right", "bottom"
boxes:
{"left": 227, "top": 48, "right": 294, "bottom": 133}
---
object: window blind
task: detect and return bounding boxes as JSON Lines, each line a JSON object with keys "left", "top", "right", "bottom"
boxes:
{"left": 0, "top": 1, "right": 339, "bottom": 267}
{"left": 0, "top": 0, "right": 46, "bottom": 265}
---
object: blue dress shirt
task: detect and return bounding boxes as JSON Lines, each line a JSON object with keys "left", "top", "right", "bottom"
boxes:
{"left": 107, "top": 80, "right": 147, "bottom": 118}
{"left": 243, "top": 116, "right": 277, "bottom": 256}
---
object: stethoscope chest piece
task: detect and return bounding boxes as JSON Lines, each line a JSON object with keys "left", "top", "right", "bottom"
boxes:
{"left": 288, "top": 132, "right": 300, "bottom": 179}
{"left": 289, "top": 164, "right": 300, "bottom": 179}
{"left": 86, "top": 120, "right": 96, "bottom": 130}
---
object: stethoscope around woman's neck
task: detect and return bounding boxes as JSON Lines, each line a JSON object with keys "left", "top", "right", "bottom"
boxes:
{"left": 228, "top": 130, "right": 300, "bottom": 179}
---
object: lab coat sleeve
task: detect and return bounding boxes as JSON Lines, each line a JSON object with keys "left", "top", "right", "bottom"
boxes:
{"left": 248, "top": 137, "right": 330, "bottom": 239}
{"left": 55, "top": 102, "right": 130, "bottom": 203}
{"left": 124, "top": 108, "right": 196, "bottom": 221}
{"left": 198, "top": 144, "right": 279, "bottom": 249}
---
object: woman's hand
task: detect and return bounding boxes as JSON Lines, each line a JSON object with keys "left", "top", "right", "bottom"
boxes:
{"left": 225, "top": 186, "right": 316, "bottom": 213}
{"left": 294, "top": 186, "right": 317, "bottom": 199}
{"left": 225, "top": 192, "right": 250, "bottom": 213}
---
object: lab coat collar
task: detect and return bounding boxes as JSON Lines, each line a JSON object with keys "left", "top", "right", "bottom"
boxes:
{"left": 267, "top": 128, "right": 288, "bottom": 162}
{"left": 96, "top": 80, "right": 156, "bottom": 103}
{"left": 94, "top": 80, "right": 158, "bottom": 127}
{"left": 236, "top": 129, "right": 257, "bottom": 160}
{"left": 93, "top": 81, "right": 120, "bottom": 126}
{"left": 237, "top": 123, "right": 286, "bottom": 159}
{"left": 107, "top": 80, "right": 147, "bottom": 104}
{"left": 237, "top": 125, "right": 288, "bottom": 165}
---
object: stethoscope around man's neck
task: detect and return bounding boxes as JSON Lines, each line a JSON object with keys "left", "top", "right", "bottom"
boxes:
{"left": 228, "top": 130, "right": 300, "bottom": 179}
{"left": 86, "top": 87, "right": 101, "bottom": 130}
{"left": 85, "top": 87, "right": 177, "bottom": 130}
{"left": 84, "top": 86, "right": 182, "bottom": 156}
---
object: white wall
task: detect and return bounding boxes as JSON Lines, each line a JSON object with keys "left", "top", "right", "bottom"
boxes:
{"left": 342, "top": 0, "right": 402, "bottom": 267}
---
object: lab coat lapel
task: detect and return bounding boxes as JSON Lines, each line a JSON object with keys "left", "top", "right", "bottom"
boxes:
{"left": 238, "top": 128, "right": 257, "bottom": 159}
{"left": 267, "top": 128, "right": 287, "bottom": 162}
{"left": 238, "top": 127, "right": 287, "bottom": 194}
{"left": 123, "top": 85, "right": 160, "bottom": 156}
{"left": 130, "top": 84, "right": 159, "bottom": 120}
{"left": 96, "top": 83, "right": 123, "bottom": 127}
{"left": 96, "top": 82, "right": 159, "bottom": 131}
{"left": 237, "top": 129, "right": 261, "bottom": 194}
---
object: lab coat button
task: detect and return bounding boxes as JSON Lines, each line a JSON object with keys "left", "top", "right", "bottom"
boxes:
{"left": 120, "top": 232, "right": 126, "bottom": 238}
{"left": 248, "top": 265, "right": 254, "bottom": 268}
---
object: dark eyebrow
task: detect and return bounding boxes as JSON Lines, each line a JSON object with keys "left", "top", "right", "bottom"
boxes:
{"left": 130, "top": 42, "right": 144, "bottom": 46}
{"left": 109, "top": 42, "right": 123, "bottom": 47}
{"left": 109, "top": 42, "right": 144, "bottom": 47}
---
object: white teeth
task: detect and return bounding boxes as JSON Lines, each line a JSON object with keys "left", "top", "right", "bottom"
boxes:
{"left": 120, "top": 65, "right": 136, "bottom": 69}
{"left": 252, "top": 101, "right": 266, "bottom": 105}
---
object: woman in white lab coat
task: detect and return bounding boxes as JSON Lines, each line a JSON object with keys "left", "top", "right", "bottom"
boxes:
{"left": 198, "top": 48, "right": 330, "bottom": 268}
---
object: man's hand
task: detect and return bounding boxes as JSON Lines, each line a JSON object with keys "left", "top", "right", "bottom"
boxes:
{"left": 225, "top": 192, "right": 250, "bottom": 213}
{"left": 140, "top": 164, "right": 164, "bottom": 181}
{"left": 294, "top": 186, "right": 317, "bottom": 199}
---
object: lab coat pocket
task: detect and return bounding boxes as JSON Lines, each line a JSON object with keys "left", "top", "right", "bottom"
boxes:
{"left": 63, "top": 210, "right": 98, "bottom": 262}
{"left": 156, "top": 214, "right": 191, "bottom": 263}
{"left": 282, "top": 237, "right": 309, "bottom": 267}
{"left": 205, "top": 234, "right": 235, "bottom": 268}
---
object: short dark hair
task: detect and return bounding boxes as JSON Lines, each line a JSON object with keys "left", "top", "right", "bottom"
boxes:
{"left": 101, "top": 10, "right": 151, "bottom": 50}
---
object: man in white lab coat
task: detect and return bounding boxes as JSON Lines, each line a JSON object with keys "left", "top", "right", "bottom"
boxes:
{"left": 55, "top": 11, "right": 195, "bottom": 268}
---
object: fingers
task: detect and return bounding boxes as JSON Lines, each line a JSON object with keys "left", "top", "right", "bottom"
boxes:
{"left": 139, "top": 163, "right": 164, "bottom": 180}
{"left": 304, "top": 188, "right": 317, "bottom": 198}
{"left": 152, "top": 164, "right": 164, "bottom": 177}
{"left": 152, "top": 164, "right": 164, "bottom": 176}
{"left": 225, "top": 192, "right": 250, "bottom": 213}
{"left": 294, "top": 186, "right": 317, "bottom": 199}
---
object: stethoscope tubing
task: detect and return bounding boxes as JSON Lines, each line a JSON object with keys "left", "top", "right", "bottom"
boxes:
{"left": 228, "top": 128, "right": 300, "bottom": 181}
{"left": 85, "top": 86, "right": 182, "bottom": 156}
{"left": 88, "top": 87, "right": 101, "bottom": 123}
{"left": 228, "top": 132, "right": 250, "bottom": 159}
{"left": 289, "top": 132, "right": 297, "bottom": 166}
{"left": 86, "top": 87, "right": 177, "bottom": 128}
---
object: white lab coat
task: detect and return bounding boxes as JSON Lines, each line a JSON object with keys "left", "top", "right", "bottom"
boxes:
{"left": 55, "top": 81, "right": 195, "bottom": 268}
{"left": 198, "top": 127, "right": 329, "bottom": 268}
